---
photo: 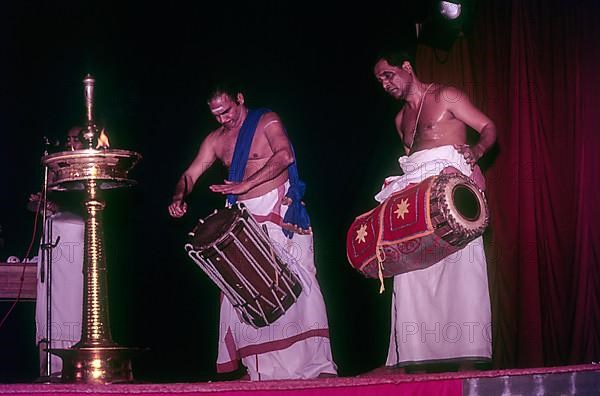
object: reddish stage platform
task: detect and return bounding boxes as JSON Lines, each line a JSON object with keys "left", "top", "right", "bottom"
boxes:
{"left": 0, "top": 364, "right": 597, "bottom": 396}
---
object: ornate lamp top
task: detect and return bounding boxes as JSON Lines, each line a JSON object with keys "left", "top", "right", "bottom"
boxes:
{"left": 41, "top": 75, "right": 142, "bottom": 191}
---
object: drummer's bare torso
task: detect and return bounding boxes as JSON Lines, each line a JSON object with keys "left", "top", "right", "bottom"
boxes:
{"left": 397, "top": 84, "right": 467, "bottom": 155}
{"left": 211, "top": 115, "right": 289, "bottom": 200}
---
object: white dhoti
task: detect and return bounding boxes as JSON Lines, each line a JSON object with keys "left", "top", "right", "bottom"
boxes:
{"left": 35, "top": 211, "right": 84, "bottom": 376}
{"left": 376, "top": 146, "right": 492, "bottom": 367}
{"left": 216, "top": 181, "right": 337, "bottom": 380}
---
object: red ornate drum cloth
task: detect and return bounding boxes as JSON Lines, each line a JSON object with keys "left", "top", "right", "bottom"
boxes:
{"left": 185, "top": 203, "right": 302, "bottom": 328}
{"left": 346, "top": 173, "right": 489, "bottom": 282}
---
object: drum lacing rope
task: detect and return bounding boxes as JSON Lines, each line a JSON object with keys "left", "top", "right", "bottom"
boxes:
{"left": 375, "top": 246, "right": 386, "bottom": 294}
{"left": 261, "top": 223, "right": 281, "bottom": 288}
{"left": 271, "top": 246, "right": 279, "bottom": 288}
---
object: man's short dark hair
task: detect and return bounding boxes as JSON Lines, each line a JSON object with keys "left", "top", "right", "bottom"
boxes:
{"left": 375, "top": 49, "right": 416, "bottom": 73}
{"left": 207, "top": 82, "right": 242, "bottom": 102}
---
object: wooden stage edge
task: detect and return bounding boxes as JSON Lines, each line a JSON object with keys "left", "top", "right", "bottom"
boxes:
{"left": 0, "top": 364, "right": 598, "bottom": 395}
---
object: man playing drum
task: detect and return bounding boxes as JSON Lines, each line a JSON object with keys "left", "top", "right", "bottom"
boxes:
{"left": 372, "top": 50, "right": 496, "bottom": 372}
{"left": 168, "top": 82, "right": 337, "bottom": 380}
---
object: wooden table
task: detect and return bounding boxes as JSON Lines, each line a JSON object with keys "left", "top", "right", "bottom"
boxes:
{"left": 0, "top": 262, "right": 37, "bottom": 301}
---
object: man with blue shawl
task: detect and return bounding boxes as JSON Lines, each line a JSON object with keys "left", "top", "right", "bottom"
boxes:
{"left": 168, "top": 83, "right": 337, "bottom": 380}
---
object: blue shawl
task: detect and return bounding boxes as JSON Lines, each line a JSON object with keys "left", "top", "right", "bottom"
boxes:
{"left": 226, "top": 108, "right": 310, "bottom": 239}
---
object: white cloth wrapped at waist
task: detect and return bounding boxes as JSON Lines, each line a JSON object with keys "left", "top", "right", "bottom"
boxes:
{"left": 375, "top": 145, "right": 473, "bottom": 203}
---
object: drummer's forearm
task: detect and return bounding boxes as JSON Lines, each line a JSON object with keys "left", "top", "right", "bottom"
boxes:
{"left": 173, "top": 145, "right": 217, "bottom": 201}
{"left": 244, "top": 151, "right": 293, "bottom": 190}
{"left": 172, "top": 174, "right": 193, "bottom": 201}
{"left": 473, "top": 123, "right": 496, "bottom": 159}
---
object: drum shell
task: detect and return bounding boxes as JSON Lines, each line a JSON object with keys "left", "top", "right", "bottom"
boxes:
{"left": 187, "top": 205, "right": 302, "bottom": 328}
{"left": 346, "top": 173, "right": 489, "bottom": 278}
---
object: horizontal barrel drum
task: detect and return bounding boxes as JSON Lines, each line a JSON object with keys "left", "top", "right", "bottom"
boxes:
{"left": 347, "top": 173, "right": 489, "bottom": 279}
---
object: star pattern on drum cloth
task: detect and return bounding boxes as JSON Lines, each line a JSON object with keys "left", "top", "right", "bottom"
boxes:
{"left": 355, "top": 224, "right": 368, "bottom": 244}
{"left": 394, "top": 198, "right": 410, "bottom": 220}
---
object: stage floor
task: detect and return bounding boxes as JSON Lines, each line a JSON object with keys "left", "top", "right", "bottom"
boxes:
{"left": 0, "top": 364, "right": 598, "bottom": 395}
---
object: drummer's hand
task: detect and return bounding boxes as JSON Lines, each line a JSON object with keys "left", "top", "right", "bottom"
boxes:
{"left": 281, "top": 197, "right": 309, "bottom": 234}
{"left": 282, "top": 222, "right": 313, "bottom": 235}
{"left": 281, "top": 197, "right": 306, "bottom": 206}
{"left": 454, "top": 144, "right": 481, "bottom": 169}
{"left": 168, "top": 200, "right": 188, "bottom": 218}
{"left": 209, "top": 180, "right": 250, "bottom": 195}
{"left": 29, "top": 193, "right": 41, "bottom": 202}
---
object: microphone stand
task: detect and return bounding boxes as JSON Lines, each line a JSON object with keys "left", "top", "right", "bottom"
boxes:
{"left": 38, "top": 143, "right": 60, "bottom": 382}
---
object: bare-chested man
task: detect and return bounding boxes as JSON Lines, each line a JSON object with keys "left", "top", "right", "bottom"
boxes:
{"left": 168, "top": 83, "right": 337, "bottom": 380}
{"left": 372, "top": 51, "right": 496, "bottom": 372}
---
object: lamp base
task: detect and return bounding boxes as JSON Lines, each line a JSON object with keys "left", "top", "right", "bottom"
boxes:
{"left": 50, "top": 346, "right": 143, "bottom": 384}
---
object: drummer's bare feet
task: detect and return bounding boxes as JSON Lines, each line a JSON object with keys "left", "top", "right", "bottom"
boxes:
{"left": 317, "top": 372, "right": 338, "bottom": 378}
{"left": 457, "top": 361, "right": 477, "bottom": 372}
{"left": 457, "top": 360, "right": 491, "bottom": 372}
{"left": 215, "top": 367, "right": 250, "bottom": 381}
{"left": 359, "top": 365, "right": 406, "bottom": 376}
{"left": 406, "top": 360, "right": 490, "bottom": 373}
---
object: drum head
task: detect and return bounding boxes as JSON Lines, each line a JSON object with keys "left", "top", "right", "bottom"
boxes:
{"left": 452, "top": 184, "right": 482, "bottom": 221}
{"left": 190, "top": 206, "right": 242, "bottom": 250}
{"left": 430, "top": 173, "right": 489, "bottom": 246}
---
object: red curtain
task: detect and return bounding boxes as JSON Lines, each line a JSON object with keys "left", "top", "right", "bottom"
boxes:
{"left": 416, "top": 0, "right": 600, "bottom": 368}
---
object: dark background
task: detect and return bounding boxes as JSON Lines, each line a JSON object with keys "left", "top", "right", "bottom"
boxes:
{"left": 0, "top": 1, "right": 437, "bottom": 382}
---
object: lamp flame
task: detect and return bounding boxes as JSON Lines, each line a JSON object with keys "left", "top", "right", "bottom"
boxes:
{"left": 96, "top": 128, "right": 110, "bottom": 149}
